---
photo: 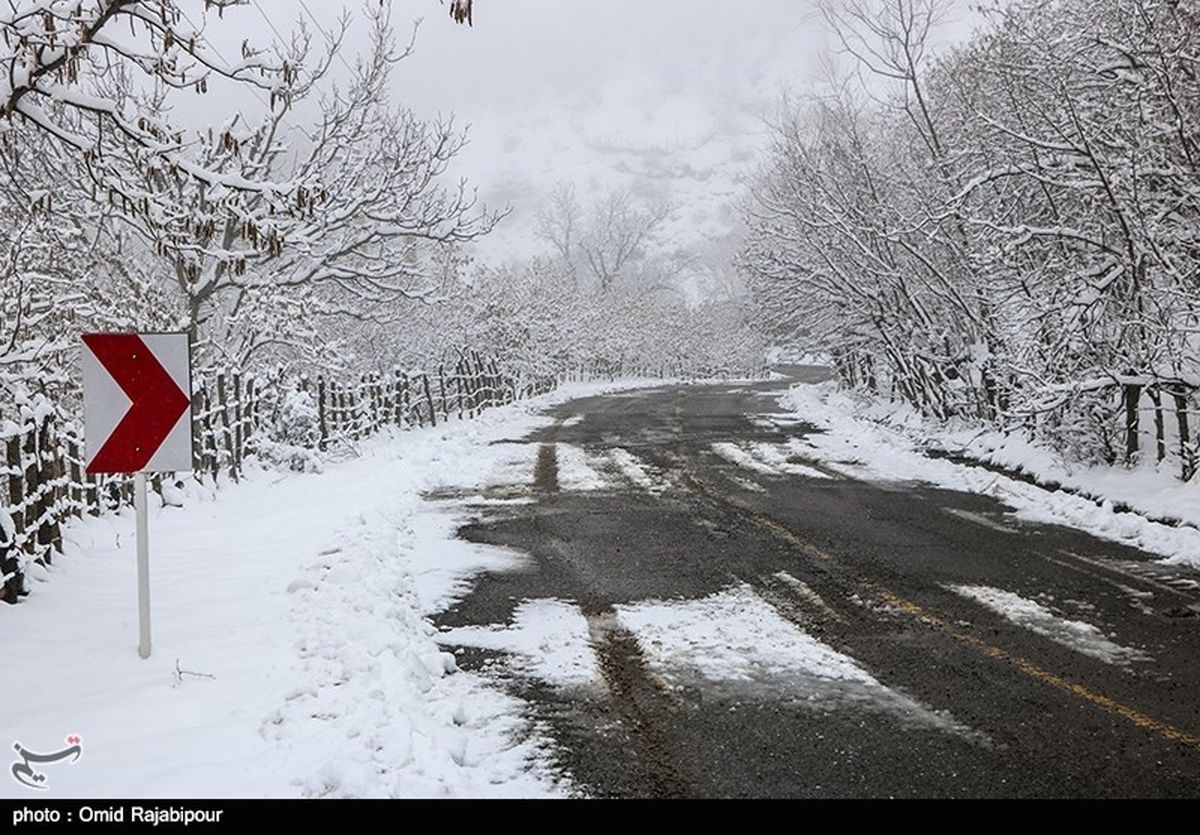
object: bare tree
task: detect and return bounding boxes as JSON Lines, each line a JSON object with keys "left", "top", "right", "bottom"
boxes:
{"left": 535, "top": 182, "right": 582, "bottom": 266}
{"left": 537, "top": 185, "right": 672, "bottom": 295}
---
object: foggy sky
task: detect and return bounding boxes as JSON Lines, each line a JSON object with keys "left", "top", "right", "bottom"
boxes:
{"left": 243, "top": 1, "right": 982, "bottom": 264}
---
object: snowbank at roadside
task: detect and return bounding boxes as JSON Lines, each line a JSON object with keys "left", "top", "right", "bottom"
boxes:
{"left": 773, "top": 382, "right": 1200, "bottom": 570}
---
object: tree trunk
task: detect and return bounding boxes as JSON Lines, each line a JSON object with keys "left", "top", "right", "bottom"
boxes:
{"left": 1175, "top": 387, "right": 1194, "bottom": 481}
{"left": 1124, "top": 383, "right": 1141, "bottom": 464}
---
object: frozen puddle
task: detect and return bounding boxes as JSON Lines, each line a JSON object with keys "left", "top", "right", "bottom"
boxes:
{"left": 438, "top": 599, "right": 605, "bottom": 691}
{"left": 950, "top": 584, "right": 1151, "bottom": 666}
{"left": 616, "top": 585, "right": 975, "bottom": 736}
{"left": 712, "top": 442, "right": 831, "bottom": 479}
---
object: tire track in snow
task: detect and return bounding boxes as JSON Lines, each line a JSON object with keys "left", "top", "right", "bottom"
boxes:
{"left": 582, "top": 605, "right": 691, "bottom": 798}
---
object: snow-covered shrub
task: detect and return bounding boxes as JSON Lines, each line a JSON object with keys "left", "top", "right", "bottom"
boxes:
{"left": 252, "top": 386, "right": 325, "bottom": 474}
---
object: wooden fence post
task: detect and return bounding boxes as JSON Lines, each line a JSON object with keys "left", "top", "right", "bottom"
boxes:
{"left": 329, "top": 382, "right": 340, "bottom": 441}
{"left": 233, "top": 374, "right": 244, "bottom": 470}
{"left": 359, "top": 374, "right": 369, "bottom": 436}
{"left": 0, "top": 421, "right": 20, "bottom": 600}
{"left": 86, "top": 469, "right": 100, "bottom": 517}
{"left": 216, "top": 373, "right": 238, "bottom": 483}
{"left": 22, "top": 424, "right": 38, "bottom": 561}
{"left": 403, "top": 374, "right": 415, "bottom": 427}
{"left": 244, "top": 376, "right": 257, "bottom": 457}
{"left": 5, "top": 428, "right": 24, "bottom": 585}
{"left": 67, "top": 436, "right": 82, "bottom": 518}
{"left": 455, "top": 360, "right": 465, "bottom": 419}
{"left": 38, "top": 417, "right": 62, "bottom": 558}
{"left": 318, "top": 377, "right": 328, "bottom": 450}
{"left": 400, "top": 369, "right": 410, "bottom": 427}
{"left": 422, "top": 374, "right": 437, "bottom": 427}
{"left": 203, "top": 385, "right": 220, "bottom": 483}
{"left": 438, "top": 365, "right": 448, "bottom": 422}
{"left": 349, "top": 381, "right": 361, "bottom": 441}
{"left": 372, "top": 374, "right": 383, "bottom": 433}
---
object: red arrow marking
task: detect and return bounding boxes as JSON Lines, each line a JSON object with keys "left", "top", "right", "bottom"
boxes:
{"left": 84, "top": 334, "right": 191, "bottom": 474}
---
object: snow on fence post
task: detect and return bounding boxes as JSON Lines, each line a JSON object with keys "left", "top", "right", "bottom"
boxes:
{"left": 472, "top": 352, "right": 486, "bottom": 411}
{"left": 357, "top": 378, "right": 368, "bottom": 439}
{"left": 400, "top": 374, "right": 412, "bottom": 427}
{"left": 318, "top": 377, "right": 329, "bottom": 450}
{"left": 233, "top": 374, "right": 244, "bottom": 470}
{"left": 464, "top": 361, "right": 476, "bottom": 417}
{"left": 367, "top": 374, "right": 376, "bottom": 433}
{"left": 421, "top": 374, "right": 437, "bottom": 427}
{"left": 375, "top": 374, "right": 385, "bottom": 432}
{"left": 438, "top": 365, "right": 448, "bottom": 422}
{"left": 361, "top": 375, "right": 371, "bottom": 434}
{"left": 455, "top": 359, "right": 465, "bottom": 419}
{"left": 38, "top": 417, "right": 63, "bottom": 559}
{"left": 343, "top": 381, "right": 356, "bottom": 442}
{"left": 4, "top": 425, "right": 24, "bottom": 599}
{"left": 85, "top": 459, "right": 101, "bottom": 517}
{"left": 392, "top": 370, "right": 404, "bottom": 430}
{"left": 360, "top": 377, "right": 371, "bottom": 438}
{"left": 336, "top": 383, "right": 347, "bottom": 440}
{"left": 1, "top": 518, "right": 19, "bottom": 603}
{"left": 352, "top": 379, "right": 362, "bottom": 437}
{"left": 385, "top": 372, "right": 394, "bottom": 429}
{"left": 199, "top": 385, "right": 220, "bottom": 483}
{"left": 356, "top": 378, "right": 368, "bottom": 439}
{"left": 22, "top": 426, "right": 37, "bottom": 560}
{"left": 489, "top": 358, "right": 507, "bottom": 404}
{"left": 216, "top": 373, "right": 238, "bottom": 483}
{"left": 244, "top": 376, "right": 257, "bottom": 459}
{"left": 327, "top": 382, "right": 338, "bottom": 440}
{"left": 67, "top": 436, "right": 82, "bottom": 517}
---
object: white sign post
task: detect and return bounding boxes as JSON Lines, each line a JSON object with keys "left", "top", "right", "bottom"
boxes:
{"left": 82, "top": 333, "right": 193, "bottom": 659}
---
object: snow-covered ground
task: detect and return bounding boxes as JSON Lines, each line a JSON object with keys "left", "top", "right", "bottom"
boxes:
{"left": 0, "top": 380, "right": 666, "bottom": 800}
{"left": 769, "top": 382, "right": 1200, "bottom": 570}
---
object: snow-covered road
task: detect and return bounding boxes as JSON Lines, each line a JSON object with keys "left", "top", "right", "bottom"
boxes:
{"left": 6, "top": 368, "right": 1200, "bottom": 798}
{"left": 432, "top": 369, "right": 1200, "bottom": 797}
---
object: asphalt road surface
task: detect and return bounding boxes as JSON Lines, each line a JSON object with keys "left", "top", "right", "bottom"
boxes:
{"left": 434, "top": 367, "right": 1200, "bottom": 798}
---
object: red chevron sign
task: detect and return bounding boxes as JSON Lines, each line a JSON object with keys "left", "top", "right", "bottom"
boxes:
{"left": 81, "top": 333, "right": 193, "bottom": 474}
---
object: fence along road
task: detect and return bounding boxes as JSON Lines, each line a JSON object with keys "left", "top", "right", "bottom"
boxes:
{"left": 0, "top": 349, "right": 566, "bottom": 603}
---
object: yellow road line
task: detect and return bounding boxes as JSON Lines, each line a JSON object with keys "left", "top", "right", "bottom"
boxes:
{"left": 680, "top": 460, "right": 1200, "bottom": 753}
{"left": 870, "top": 585, "right": 1200, "bottom": 751}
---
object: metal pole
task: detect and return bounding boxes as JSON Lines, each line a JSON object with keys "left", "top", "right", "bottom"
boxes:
{"left": 134, "top": 471, "right": 151, "bottom": 659}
